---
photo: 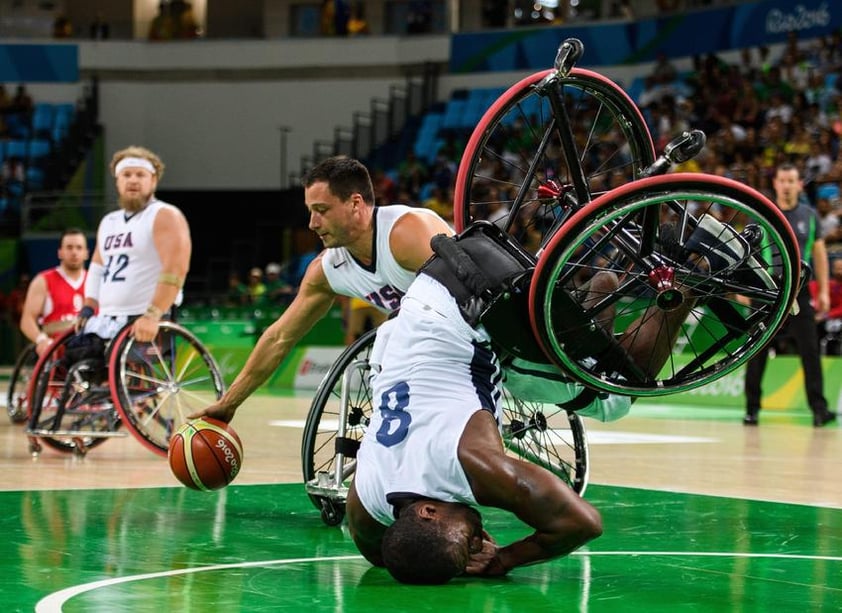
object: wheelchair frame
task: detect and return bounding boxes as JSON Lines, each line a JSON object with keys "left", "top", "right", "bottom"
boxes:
{"left": 25, "top": 319, "right": 225, "bottom": 457}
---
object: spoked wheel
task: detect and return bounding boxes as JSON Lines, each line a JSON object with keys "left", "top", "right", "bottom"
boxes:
{"left": 528, "top": 173, "right": 801, "bottom": 396}
{"left": 7, "top": 344, "right": 37, "bottom": 423}
{"left": 501, "top": 389, "right": 589, "bottom": 495}
{"left": 301, "top": 329, "right": 593, "bottom": 526}
{"left": 302, "top": 329, "right": 378, "bottom": 523}
{"left": 27, "top": 331, "right": 116, "bottom": 455}
{"left": 453, "top": 67, "right": 656, "bottom": 249}
{"left": 109, "top": 321, "right": 226, "bottom": 457}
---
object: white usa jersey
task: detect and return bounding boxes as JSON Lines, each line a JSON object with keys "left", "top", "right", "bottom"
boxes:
{"left": 354, "top": 275, "right": 501, "bottom": 526}
{"left": 321, "top": 205, "right": 443, "bottom": 313}
{"left": 95, "top": 199, "right": 183, "bottom": 316}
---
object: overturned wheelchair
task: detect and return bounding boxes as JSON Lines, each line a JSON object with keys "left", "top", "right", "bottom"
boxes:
{"left": 302, "top": 37, "right": 803, "bottom": 526}
{"left": 25, "top": 319, "right": 225, "bottom": 457}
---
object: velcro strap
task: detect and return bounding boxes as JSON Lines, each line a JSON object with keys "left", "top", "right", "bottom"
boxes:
{"left": 558, "top": 387, "right": 605, "bottom": 411}
{"left": 335, "top": 437, "right": 360, "bottom": 458}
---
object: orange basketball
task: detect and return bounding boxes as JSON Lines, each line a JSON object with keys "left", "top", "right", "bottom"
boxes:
{"left": 168, "top": 418, "right": 244, "bottom": 491}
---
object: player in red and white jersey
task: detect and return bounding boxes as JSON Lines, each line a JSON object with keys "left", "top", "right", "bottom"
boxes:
{"left": 19, "top": 228, "right": 89, "bottom": 356}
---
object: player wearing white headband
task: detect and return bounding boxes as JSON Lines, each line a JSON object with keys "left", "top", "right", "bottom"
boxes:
{"left": 75, "top": 145, "right": 191, "bottom": 344}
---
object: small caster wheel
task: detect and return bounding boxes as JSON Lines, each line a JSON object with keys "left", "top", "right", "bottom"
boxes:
{"left": 72, "top": 439, "right": 88, "bottom": 457}
{"left": 319, "top": 498, "right": 346, "bottom": 526}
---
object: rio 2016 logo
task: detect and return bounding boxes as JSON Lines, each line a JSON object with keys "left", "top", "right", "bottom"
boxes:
{"left": 215, "top": 438, "right": 240, "bottom": 477}
{"left": 766, "top": 3, "right": 830, "bottom": 34}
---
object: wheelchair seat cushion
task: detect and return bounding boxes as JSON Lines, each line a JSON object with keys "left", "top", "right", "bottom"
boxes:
{"left": 62, "top": 333, "right": 108, "bottom": 366}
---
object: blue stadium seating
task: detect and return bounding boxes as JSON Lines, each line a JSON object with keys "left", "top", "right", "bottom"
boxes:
{"left": 31, "top": 103, "right": 55, "bottom": 139}
{"left": 4, "top": 139, "right": 28, "bottom": 161}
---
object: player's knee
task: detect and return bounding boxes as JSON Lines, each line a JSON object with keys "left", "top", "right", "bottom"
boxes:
{"left": 588, "top": 271, "right": 619, "bottom": 294}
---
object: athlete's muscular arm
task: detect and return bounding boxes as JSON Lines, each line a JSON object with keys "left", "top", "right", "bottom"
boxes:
{"left": 346, "top": 479, "right": 387, "bottom": 567}
{"left": 812, "top": 238, "right": 830, "bottom": 316}
{"left": 132, "top": 206, "right": 192, "bottom": 342}
{"left": 190, "top": 254, "right": 337, "bottom": 423}
{"left": 390, "top": 211, "right": 454, "bottom": 272}
{"left": 19, "top": 273, "right": 50, "bottom": 354}
{"left": 458, "top": 411, "right": 603, "bottom": 576}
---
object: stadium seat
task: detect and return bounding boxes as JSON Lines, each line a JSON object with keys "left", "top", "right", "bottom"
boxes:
{"left": 4, "top": 139, "right": 28, "bottom": 161}
{"left": 31, "top": 103, "right": 55, "bottom": 139}
{"left": 4, "top": 114, "right": 30, "bottom": 139}
{"left": 27, "top": 138, "right": 52, "bottom": 162}
{"left": 51, "top": 103, "right": 75, "bottom": 140}
{"left": 442, "top": 99, "right": 468, "bottom": 130}
{"left": 25, "top": 139, "right": 53, "bottom": 190}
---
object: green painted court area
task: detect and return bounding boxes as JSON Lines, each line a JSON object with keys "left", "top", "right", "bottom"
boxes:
{"left": 4, "top": 483, "right": 840, "bottom": 611}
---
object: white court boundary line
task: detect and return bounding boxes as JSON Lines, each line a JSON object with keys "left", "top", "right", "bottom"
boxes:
{"left": 36, "top": 550, "right": 842, "bottom": 612}
{"left": 36, "top": 555, "right": 363, "bottom": 613}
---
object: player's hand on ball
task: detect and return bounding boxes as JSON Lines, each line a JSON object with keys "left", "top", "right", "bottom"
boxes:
{"left": 188, "top": 401, "right": 236, "bottom": 423}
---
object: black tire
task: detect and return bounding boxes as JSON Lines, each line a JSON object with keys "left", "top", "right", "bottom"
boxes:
{"left": 7, "top": 344, "right": 37, "bottom": 423}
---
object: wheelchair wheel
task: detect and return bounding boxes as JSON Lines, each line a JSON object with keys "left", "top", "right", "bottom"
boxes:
{"left": 7, "top": 344, "right": 37, "bottom": 423}
{"left": 26, "top": 331, "right": 116, "bottom": 455}
{"left": 454, "top": 67, "right": 655, "bottom": 248}
{"left": 302, "top": 329, "right": 591, "bottom": 525}
{"left": 501, "top": 391, "right": 589, "bottom": 496}
{"left": 109, "top": 321, "right": 226, "bottom": 457}
{"left": 302, "top": 329, "right": 378, "bottom": 524}
{"left": 529, "top": 173, "right": 801, "bottom": 396}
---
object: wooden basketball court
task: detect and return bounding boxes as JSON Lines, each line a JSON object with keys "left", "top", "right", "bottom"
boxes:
{"left": 2, "top": 391, "right": 840, "bottom": 611}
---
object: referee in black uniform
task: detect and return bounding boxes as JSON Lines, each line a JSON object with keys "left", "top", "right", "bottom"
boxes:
{"left": 744, "top": 163, "right": 837, "bottom": 427}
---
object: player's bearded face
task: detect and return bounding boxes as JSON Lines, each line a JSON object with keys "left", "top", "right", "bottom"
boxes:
{"left": 116, "top": 168, "right": 157, "bottom": 212}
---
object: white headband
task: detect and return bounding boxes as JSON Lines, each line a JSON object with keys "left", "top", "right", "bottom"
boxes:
{"left": 115, "top": 157, "right": 156, "bottom": 176}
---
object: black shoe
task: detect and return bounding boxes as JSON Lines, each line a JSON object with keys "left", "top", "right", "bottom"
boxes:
{"left": 813, "top": 411, "right": 837, "bottom": 428}
{"left": 685, "top": 215, "right": 775, "bottom": 290}
{"left": 743, "top": 413, "right": 759, "bottom": 426}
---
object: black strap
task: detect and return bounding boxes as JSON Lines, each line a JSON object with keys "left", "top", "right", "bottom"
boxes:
{"left": 559, "top": 387, "right": 604, "bottom": 411}
{"left": 334, "top": 437, "right": 360, "bottom": 458}
{"left": 430, "top": 233, "right": 494, "bottom": 298}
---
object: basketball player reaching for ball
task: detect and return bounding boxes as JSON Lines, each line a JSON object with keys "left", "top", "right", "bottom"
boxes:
{"left": 19, "top": 228, "right": 89, "bottom": 357}
{"left": 191, "top": 156, "right": 453, "bottom": 424}
{"left": 75, "top": 146, "right": 191, "bottom": 346}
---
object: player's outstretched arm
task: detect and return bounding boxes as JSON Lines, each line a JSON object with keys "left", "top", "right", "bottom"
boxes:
{"left": 189, "top": 254, "right": 336, "bottom": 423}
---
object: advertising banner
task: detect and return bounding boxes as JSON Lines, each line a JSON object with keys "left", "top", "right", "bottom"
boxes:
{"left": 0, "top": 44, "right": 78, "bottom": 82}
{"left": 451, "top": 0, "right": 840, "bottom": 73}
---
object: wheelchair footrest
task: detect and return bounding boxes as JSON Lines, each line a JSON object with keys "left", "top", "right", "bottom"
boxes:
{"left": 305, "top": 476, "right": 348, "bottom": 502}
{"left": 25, "top": 428, "right": 128, "bottom": 439}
